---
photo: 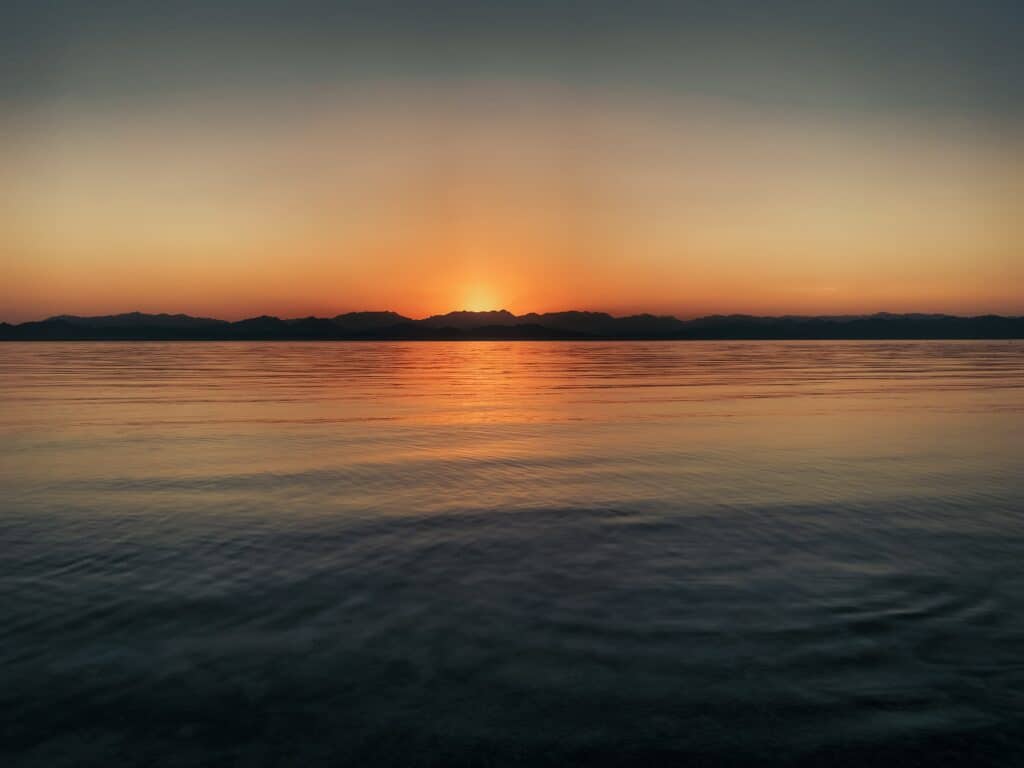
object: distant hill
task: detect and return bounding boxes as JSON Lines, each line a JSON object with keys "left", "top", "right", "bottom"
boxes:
{"left": 333, "top": 311, "right": 411, "bottom": 332}
{"left": 420, "top": 310, "right": 520, "bottom": 329}
{"left": 1, "top": 311, "right": 1022, "bottom": 340}
{"left": 49, "top": 312, "right": 227, "bottom": 329}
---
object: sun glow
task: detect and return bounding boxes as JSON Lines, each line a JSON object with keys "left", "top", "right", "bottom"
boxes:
{"left": 2, "top": 82, "right": 1022, "bottom": 322}
{"left": 460, "top": 285, "right": 500, "bottom": 313}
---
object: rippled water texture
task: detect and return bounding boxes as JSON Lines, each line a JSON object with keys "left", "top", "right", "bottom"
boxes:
{"left": 2, "top": 341, "right": 1023, "bottom": 766}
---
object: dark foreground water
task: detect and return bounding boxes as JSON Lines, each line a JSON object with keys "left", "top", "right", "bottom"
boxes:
{"left": 1, "top": 341, "right": 1022, "bottom": 767}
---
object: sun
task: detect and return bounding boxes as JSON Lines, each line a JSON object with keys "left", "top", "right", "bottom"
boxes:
{"left": 461, "top": 285, "right": 500, "bottom": 313}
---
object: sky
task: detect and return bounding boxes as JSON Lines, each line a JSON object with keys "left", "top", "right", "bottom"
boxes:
{"left": 2, "top": 0, "right": 1022, "bottom": 321}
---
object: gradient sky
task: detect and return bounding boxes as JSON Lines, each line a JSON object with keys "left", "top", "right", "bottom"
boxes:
{"left": 2, "top": 0, "right": 1022, "bottom": 321}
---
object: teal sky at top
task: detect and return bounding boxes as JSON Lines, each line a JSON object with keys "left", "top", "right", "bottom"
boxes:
{"left": 4, "top": 0, "right": 1022, "bottom": 121}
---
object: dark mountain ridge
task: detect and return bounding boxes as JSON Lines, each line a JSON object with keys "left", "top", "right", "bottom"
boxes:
{"left": 2, "top": 311, "right": 1022, "bottom": 340}
{"left": 51, "top": 312, "right": 228, "bottom": 329}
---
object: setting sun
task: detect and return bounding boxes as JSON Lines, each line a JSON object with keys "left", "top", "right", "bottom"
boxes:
{"left": 460, "top": 285, "right": 501, "bottom": 313}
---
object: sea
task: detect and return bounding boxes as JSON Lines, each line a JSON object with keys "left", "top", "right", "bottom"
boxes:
{"left": 1, "top": 340, "right": 1022, "bottom": 766}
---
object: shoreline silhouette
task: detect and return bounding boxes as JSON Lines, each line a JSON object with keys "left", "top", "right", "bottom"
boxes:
{"left": 2, "top": 310, "right": 1022, "bottom": 341}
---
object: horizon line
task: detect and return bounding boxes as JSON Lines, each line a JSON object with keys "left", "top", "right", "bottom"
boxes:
{"left": 6, "top": 308, "right": 1024, "bottom": 325}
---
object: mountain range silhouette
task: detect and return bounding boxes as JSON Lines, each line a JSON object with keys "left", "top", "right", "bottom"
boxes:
{"left": 2, "top": 310, "right": 1022, "bottom": 340}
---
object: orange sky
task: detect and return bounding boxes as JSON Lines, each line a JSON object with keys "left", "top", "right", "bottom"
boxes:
{"left": 3, "top": 85, "right": 1022, "bottom": 321}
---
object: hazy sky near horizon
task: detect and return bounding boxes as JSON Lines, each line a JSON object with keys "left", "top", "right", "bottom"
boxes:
{"left": 2, "top": 1, "right": 1022, "bottom": 321}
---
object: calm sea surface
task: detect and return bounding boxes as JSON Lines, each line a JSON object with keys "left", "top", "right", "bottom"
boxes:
{"left": 1, "top": 341, "right": 1022, "bottom": 766}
